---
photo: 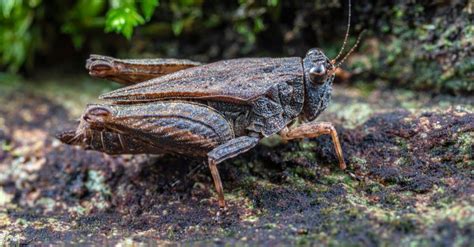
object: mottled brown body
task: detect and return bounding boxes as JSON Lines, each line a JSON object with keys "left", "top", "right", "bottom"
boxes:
{"left": 101, "top": 57, "right": 304, "bottom": 137}
{"left": 58, "top": 128, "right": 163, "bottom": 155}
{"left": 59, "top": 49, "right": 347, "bottom": 208}
{"left": 59, "top": 101, "right": 234, "bottom": 156}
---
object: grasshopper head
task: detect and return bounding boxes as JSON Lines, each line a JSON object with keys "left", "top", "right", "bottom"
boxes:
{"left": 302, "top": 48, "right": 336, "bottom": 121}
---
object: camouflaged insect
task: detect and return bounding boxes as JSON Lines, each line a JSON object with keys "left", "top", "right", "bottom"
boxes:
{"left": 57, "top": 48, "right": 350, "bottom": 208}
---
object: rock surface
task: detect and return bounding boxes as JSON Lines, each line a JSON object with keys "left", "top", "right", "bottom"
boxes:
{"left": 0, "top": 79, "right": 472, "bottom": 245}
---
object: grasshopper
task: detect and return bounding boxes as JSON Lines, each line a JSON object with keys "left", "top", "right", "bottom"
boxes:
{"left": 58, "top": 0, "right": 362, "bottom": 208}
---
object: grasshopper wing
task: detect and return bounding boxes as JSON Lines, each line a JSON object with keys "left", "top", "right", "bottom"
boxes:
{"left": 99, "top": 57, "right": 303, "bottom": 104}
{"left": 86, "top": 54, "right": 202, "bottom": 85}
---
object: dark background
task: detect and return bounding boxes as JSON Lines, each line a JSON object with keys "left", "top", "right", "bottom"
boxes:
{"left": 1, "top": 0, "right": 472, "bottom": 94}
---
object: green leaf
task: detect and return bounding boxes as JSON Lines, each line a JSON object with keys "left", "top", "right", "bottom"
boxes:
{"left": 267, "top": 0, "right": 278, "bottom": 7}
{"left": 76, "top": 0, "right": 106, "bottom": 18}
{"left": 171, "top": 20, "right": 184, "bottom": 36}
{"left": 60, "top": 0, "right": 106, "bottom": 48}
{"left": 28, "top": 0, "right": 42, "bottom": 8}
{"left": 179, "top": 0, "right": 197, "bottom": 6}
{"left": 141, "top": 0, "right": 159, "bottom": 21}
{"left": 0, "top": 0, "right": 18, "bottom": 18}
{"left": 253, "top": 17, "right": 265, "bottom": 32}
{"left": 236, "top": 23, "right": 256, "bottom": 45}
{"left": 105, "top": 6, "right": 145, "bottom": 39}
{"left": 109, "top": 0, "right": 134, "bottom": 9}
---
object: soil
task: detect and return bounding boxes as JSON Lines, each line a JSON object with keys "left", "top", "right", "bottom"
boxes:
{"left": 0, "top": 78, "right": 472, "bottom": 245}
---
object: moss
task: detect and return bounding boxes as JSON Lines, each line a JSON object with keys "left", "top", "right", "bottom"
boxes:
{"left": 81, "top": 170, "right": 112, "bottom": 210}
{"left": 350, "top": 156, "right": 367, "bottom": 168}
{"left": 456, "top": 133, "right": 473, "bottom": 166}
{"left": 35, "top": 198, "right": 56, "bottom": 212}
{"left": 348, "top": 0, "right": 473, "bottom": 94}
{"left": 282, "top": 141, "right": 318, "bottom": 163}
{"left": 327, "top": 101, "right": 375, "bottom": 129}
{"left": 85, "top": 170, "right": 111, "bottom": 196}
{"left": 0, "top": 77, "right": 472, "bottom": 245}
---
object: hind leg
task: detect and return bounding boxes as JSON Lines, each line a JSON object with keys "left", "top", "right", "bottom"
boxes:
{"left": 86, "top": 54, "right": 201, "bottom": 84}
{"left": 207, "top": 136, "right": 260, "bottom": 208}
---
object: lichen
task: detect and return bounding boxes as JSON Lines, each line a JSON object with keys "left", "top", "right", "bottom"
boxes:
{"left": 0, "top": 75, "right": 472, "bottom": 245}
{"left": 349, "top": 1, "right": 474, "bottom": 94}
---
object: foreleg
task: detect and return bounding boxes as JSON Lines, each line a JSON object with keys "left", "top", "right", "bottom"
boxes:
{"left": 280, "top": 122, "right": 346, "bottom": 170}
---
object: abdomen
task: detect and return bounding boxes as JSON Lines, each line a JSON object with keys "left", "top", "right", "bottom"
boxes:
{"left": 103, "top": 101, "right": 235, "bottom": 156}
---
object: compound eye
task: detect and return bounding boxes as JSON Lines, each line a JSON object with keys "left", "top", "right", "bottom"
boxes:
{"left": 309, "top": 64, "right": 326, "bottom": 83}
{"left": 306, "top": 48, "right": 320, "bottom": 56}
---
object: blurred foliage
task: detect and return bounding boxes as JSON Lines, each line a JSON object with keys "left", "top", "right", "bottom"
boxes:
{"left": 0, "top": 0, "right": 472, "bottom": 94}
{"left": 0, "top": 0, "right": 160, "bottom": 72}
{"left": 351, "top": 0, "right": 474, "bottom": 94}
{"left": 0, "top": 0, "right": 279, "bottom": 73}
{"left": 0, "top": 0, "right": 41, "bottom": 73}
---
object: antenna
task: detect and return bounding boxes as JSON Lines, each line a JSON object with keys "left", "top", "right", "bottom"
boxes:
{"left": 332, "top": 0, "right": 352, "bottom": 63}
{"left": 335, "top": 30, "right": 366, "bottom": 67}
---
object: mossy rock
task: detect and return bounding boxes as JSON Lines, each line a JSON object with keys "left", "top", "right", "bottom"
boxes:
{"left": 0, "top": 79, "right": 472, "bottom": 245}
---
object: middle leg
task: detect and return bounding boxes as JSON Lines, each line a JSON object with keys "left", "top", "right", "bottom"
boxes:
{"left": 207, "top": 136, "right": 260, "bottom": 208}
